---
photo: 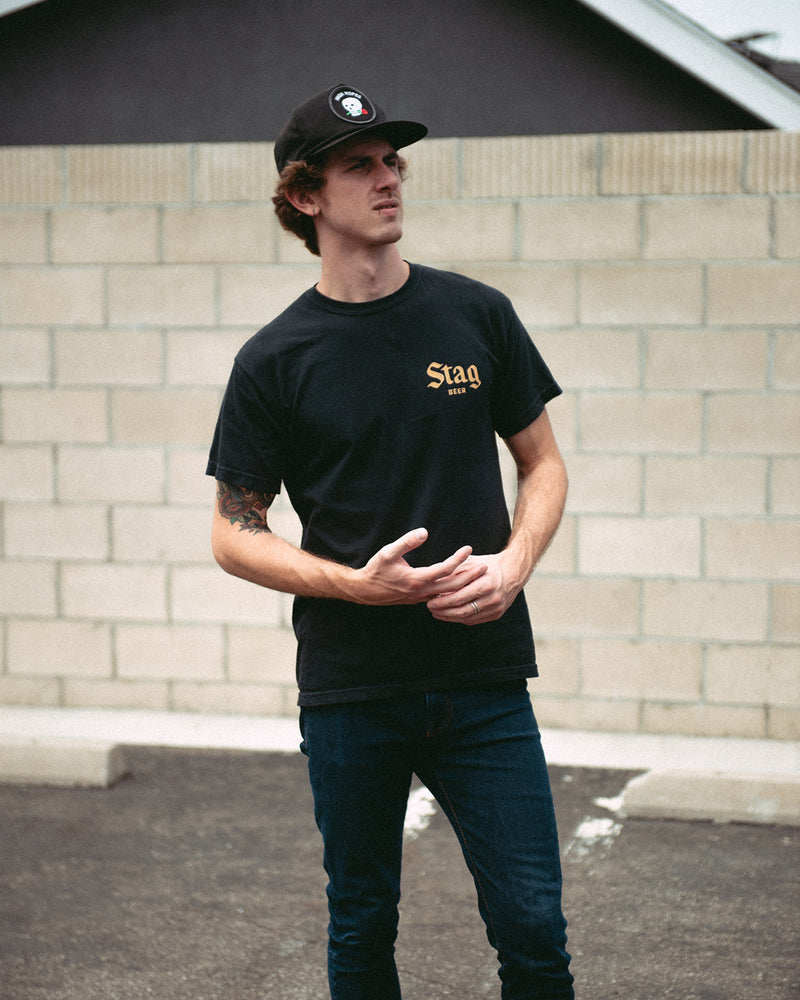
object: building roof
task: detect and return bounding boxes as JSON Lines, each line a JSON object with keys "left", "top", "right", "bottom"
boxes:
{"left": 579, "top": 0, "right": 800, "bottom": 128}
{"left": 2, "top": 0, "right": 799, "bottom": 144}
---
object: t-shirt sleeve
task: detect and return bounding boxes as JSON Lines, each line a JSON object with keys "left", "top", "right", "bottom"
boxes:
{"left": 206, "top": 358, "right": 285, "bottom": 494}
{"left": 490, "top": 301, "right": 562, "bottom": 439}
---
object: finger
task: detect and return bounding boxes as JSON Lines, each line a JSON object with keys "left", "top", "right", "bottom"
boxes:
{"left": 426, "top": 545, "right": 478, "bottom": 583}
{"left": 378, "top": 527, "right": 429, "bottom": 562}
{"left": 429, "top": 566, "right": 488, "bottom": 602}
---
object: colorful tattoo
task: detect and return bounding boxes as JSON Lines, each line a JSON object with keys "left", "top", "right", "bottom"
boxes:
{"left": 216, "top": 482, "right": 275, "bottom": 534}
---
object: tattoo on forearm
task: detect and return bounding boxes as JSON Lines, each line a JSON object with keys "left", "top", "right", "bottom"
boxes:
{"left": 216, "top": 482, "right": 275, "bottom": 534}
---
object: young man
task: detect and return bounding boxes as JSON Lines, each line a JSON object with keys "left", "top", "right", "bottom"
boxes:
{"left": 207, "top": 84, "right": 574, "bottom": 1000}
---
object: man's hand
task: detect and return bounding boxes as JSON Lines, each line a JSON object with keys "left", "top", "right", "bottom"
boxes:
{"left": 349, "top": 527, "right": 487, "bottom": 606}
{"left": 425, "top": 550, "right": 523, "bottom": 625}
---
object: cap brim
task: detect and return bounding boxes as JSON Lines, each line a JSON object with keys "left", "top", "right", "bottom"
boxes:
{"left": 305, "top": 120, "right": 428, "bottom": 161}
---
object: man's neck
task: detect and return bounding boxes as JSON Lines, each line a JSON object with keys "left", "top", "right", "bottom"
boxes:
{"left": 316, "top": 246, "right": 409, "bottom": 303}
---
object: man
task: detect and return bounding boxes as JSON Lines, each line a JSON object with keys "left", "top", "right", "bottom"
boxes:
{"left": 207, "top": 83, "right": 574, "bottom": 1000}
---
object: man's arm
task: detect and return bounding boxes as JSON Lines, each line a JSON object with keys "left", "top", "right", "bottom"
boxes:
{"left": 426, "top": 407, "right": 567, "bottom": 624}
{"left": 211, "top": 481, "right": 487, "bottom": 606}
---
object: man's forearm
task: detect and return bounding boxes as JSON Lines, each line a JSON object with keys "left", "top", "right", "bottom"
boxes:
{"left": 212, "top": 514, "right": 360, "bottom": 600}
{"left": 211, "top": 492, "right": 485, "bottom": 608}
{"left": 503, "top": 449, "right": 568, "bottom": 591}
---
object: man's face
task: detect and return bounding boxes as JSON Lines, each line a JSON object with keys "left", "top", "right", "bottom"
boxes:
{"left": 312, "top": 136, "right": 404, "bottom": 254}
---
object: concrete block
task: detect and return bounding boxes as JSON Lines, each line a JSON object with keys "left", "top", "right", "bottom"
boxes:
{"left": 0, "top": 736, "right": 128, "bottom": 788}
{"left": 707, "top": 519, "right": 800, "bottom": 581}
{"left": 580, "top": 263, "right": 703, "bottom": 325}
{"left": 645, "top": 329, "right": 767, "bottom": 390}
{"left": 66, "top": 144, "right": 191, "bottom": 203}
{"left": 166, "top": 329, "right": 246, "bottom": 387}
{"left": 0, "top": 676, "right": 61, "bottom": 706}
{"left": 706, "top": 645, "right": 800, "bottom": 708}
{"left": 162, "top": 205, "right": 277, "bottom": 263}
{"left": 0, "top": 146, "right": 62, "bottom": 205}
{"left": 5, "top": 502, "right": 109, "bottom": 560}
{"left": 62, "top": 679, "right": 169, "bottom": 711}
{"left": 112, "top": 505, "right": 210, "bottom": 562}
{"left": 746, "top": 131, "right": 800, "bottom": 194}
{"left": 564, "top": 453, "right": 642, "bottom": 514}
{"left": 534, "top": 328, "right": 640, "bottom": 389}
{"left": 528, "top": 577, "right": 640, "bottom": 636}
{"left": 219, "top": 264, "right": 319, "bottom": 326}
{"left": 455, "top": 263, "right": 577, "bottom": 327}
{"left": 55, "top": 329, "right": 163, "bottom": 385}
{"left": 51, "top": 207, "right": 159, "bottom": 263}
{"left": 1, "top": 266, "right": 104, "bottom": 325}
{"left": 0, "top": 209, "right": 47, "bottom": 263}
{"left": 1, "top": 387, "right": 108, "bottom": 444}
{"left": 111, "top": 388, "right": 221, "bottom": 446}
{"left": 774, "top": 332, "right": 800, "bottom": 389}
{"left": 601, "top": 131, "right": 744, "bottom": 195}
{"left": 772, "top": 584, "right": 800, "bottom": 643}
{"left": 643, "top": 580, "right": 768, "bottom": 643}
{"left": 170, "top": 682, "right": 290, "bottom": 717}
{"left": 774, "top": 197, "right": 800, "bottom": 258}
{"left": 227, "top": 625, "right": 298, "bottom": 685}
{"left": 167, "top": 448, "right": 216, "bottom": 505}
{"left": 707, "top": 394, "right": 800, "bottom": 456}
{"left": 171, "top": 565, "right": 281, "bottom": 626}
{"left": 3, "top": 328, "right": 51, "bottom": 383}
{"left": 194, "top": 142, "right": 274, "bottom": 202}
{"left": 621, "top": 769, "right": 800, "bottom": 826}
{"left": 401, "top": 202, "right": 515, "bottom": 262}
{"left": 528, "top": 639, "right": 580, "bottom": 697}
{"left": 645, "top": 456, "right": 767, "bottom": 515}
{"left": 0, "top": 562, "right": 57, "bottom": 617}
{"left": 581, "top": 391, "right": 702, "bottom": 453}
{"left": 0, "top": 445, "right": 54, "bottom": 501}
{"left": 644, "top": 197, "right": 770, "bottom": 259}
{"left": 641, "top": 702, "right": 767, "bottom": 740}
{"left": 60, "top": 564, "right": 167, "bottom": 621}
{"left": 404, "top": 138, "right": 460, "bottom": 200}
{"left": 532, "top": 695, "right": 641, "bottom": 734}
{"left": 8, "top": 620, "right": 112, "bottom": 678}
{"left": 57, "top": 446, "right": 166, "bottom": 504}
{"left": 115, "top": 624, "right": 224, "bottom": 681}
{"left": 708, "top": 262, "right": 800, "bottom": 325}
{"left": 107, "top": 265, "right": 215, "bottom": 326}
{"left": 581, "top": 640, "right": 702, "bottom": 701}
{"left": 520, "top": 199, "right": 640, "bottom": 261}
{"left": 769, "top": 709, "right": 800, "bottom": 741}
{"left": 579, "top": 515, "right": 701, "bottom": 578}
{"left": 462, "top": 135, "right": 598, "bottom": 198}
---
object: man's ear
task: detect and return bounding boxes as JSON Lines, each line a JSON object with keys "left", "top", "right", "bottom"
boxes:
{"left": 286, "top": 187, "right": 318, "bottom": 217}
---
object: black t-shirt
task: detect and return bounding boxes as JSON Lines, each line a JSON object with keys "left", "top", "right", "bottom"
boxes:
{"left": 207, "top": 263, "right": 561, "bottom": 705}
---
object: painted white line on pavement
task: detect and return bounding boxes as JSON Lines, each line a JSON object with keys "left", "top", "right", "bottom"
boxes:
{"left": 404, "top": 786, "right": 437, "bottom": 840}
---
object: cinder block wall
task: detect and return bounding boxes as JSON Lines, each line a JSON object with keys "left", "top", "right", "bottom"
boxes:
{"left": 1, "top": 131, "right": 798, "bottom": 739}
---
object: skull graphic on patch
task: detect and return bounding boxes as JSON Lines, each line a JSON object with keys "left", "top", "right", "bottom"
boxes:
{"left": 329, "top": 87, "right": 377, "bottom": 123}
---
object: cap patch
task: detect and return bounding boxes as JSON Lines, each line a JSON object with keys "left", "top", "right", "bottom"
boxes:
{"left": 328, "top": 87, "right": 377, "bottom": 124}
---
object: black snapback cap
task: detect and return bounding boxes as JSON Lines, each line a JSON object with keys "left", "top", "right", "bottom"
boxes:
{"left": 274, "top": 84, "right": 428, "bottom": 172}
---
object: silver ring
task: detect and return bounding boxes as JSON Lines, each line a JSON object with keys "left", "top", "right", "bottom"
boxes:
{"left": 470, "top": 601, "right": 480, "bottom": 616}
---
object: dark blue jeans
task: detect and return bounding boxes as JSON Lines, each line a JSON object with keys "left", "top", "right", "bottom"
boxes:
{"left": 300, "top": 682, "right": 574, "bottom": 1000}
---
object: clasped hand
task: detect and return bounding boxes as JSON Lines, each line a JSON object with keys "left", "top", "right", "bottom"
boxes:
{"left": 357, "top": 527, "right": 520, "bottom": 625}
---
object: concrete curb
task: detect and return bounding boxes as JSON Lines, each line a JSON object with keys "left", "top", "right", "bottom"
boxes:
{"left": 620, "top": 769, "right": 800, "bottom": 827}
{"left": 0, "top": 736, "right": 128, "bottom": 788}
{"left": 0, "top": 708, "right": 798, "bottom": 823}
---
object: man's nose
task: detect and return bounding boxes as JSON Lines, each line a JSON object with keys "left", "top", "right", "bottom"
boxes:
{"left": 377, "top": 162, "right": 400, "bottom": 189}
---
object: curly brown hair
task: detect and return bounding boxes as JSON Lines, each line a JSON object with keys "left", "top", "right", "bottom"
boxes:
{"left": 272, "top": 153, "right": 409, "bottom": 257}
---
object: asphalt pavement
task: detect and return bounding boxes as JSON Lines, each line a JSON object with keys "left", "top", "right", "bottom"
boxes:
{"left": 1, "top": 737, "right": 798, "bottom": 1000}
